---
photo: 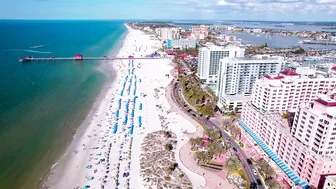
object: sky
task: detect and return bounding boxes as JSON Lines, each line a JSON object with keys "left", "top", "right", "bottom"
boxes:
{"left": 1, "top": 0, "right": 336, "bottom": 21}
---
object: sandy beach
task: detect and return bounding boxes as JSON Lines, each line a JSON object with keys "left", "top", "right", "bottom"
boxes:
{"left": 44, "top": 25, "right": 207, "bottom": 189}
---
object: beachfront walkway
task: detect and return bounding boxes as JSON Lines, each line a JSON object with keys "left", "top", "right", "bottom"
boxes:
{"left": 180, "top": 143, "right": 233, "bottom": 189}
{"left": 165, "top": 82, "right": 236, "bottom": 189}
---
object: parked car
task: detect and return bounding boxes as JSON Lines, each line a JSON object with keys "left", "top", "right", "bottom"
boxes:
{"left": 247, "top": 158, "right": 253, "bottom": 165}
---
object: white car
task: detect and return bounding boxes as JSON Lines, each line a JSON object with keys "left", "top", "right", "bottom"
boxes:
{"left": 252, "top": 169, "right": 258, "bottom": 175}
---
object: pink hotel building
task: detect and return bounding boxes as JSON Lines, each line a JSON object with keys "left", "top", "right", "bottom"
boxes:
{"left": 240, "top": 70, "right": 336, "bottom": 188}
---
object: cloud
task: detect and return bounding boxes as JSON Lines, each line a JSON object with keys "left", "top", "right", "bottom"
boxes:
{"left": 270, "top": 0, "right": 300, "bottom": 3}
{"left": 217, "top": 0, "right": 233, "bottom": 5}
{"left": 316, "top": 0, "right": 336, "bottom": 3}
{"left": 144, "top": 0, "right": 336, "bottom": 20}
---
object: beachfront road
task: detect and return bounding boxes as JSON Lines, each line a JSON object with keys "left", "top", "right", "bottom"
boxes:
{"left": 170, "top": 81, "right": 266, "bottom": 189}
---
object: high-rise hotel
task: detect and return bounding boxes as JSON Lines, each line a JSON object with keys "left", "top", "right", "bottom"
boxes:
{"left": 240, "top": 70, "right": 336, "bottom": 188}
{"left": 197, "top": 44, "right": 245, "bottom": 86}
{"left": 216, "top": 55, "right": 284, "bottom": 110}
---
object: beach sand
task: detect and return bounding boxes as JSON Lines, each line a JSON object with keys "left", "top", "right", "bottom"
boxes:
{"left": 44, "top": 25, "right": 206, "bottom": 189}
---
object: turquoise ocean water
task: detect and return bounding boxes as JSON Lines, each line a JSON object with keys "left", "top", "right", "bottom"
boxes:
{"left": 0, "top": 20, "right": 127, "bottom": 189}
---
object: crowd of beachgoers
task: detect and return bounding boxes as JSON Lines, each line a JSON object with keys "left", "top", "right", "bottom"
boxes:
{"left": 43, "top": 25, "right": 209, "bottom": 189}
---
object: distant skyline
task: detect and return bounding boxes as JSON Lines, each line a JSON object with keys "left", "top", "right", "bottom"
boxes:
{"left": 1, "top": 0, "right": 336, "bottom": 21}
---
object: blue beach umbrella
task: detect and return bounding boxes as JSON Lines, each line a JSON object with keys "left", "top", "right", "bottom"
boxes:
{"left": 130, "top": 125, "right": 134, "bottom": 134}
{"left": 115, "top": 110, "right": 119, "bottom": 119}
{"left": 113, "top": 123, "right": 118, "bottom": 133}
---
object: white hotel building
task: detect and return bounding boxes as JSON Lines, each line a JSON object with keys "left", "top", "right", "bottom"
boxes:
{"left": 216, "top": 55, "right": 283, "bottom": 110}
{"left": 240, "top": 70, "right": 336, "bottom": 188}
{"left": 154, "top": 27, "right": 180, "bottom": 41}
{"left": 250, "top": 70, "right": 336, "bottom": 113}
{"left": 197, "top": 44, "right": 245, "bottom": 86}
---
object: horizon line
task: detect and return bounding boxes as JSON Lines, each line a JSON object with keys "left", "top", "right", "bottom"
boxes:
{"left": 0, "top": 19, "right": 336, "bottom": 22}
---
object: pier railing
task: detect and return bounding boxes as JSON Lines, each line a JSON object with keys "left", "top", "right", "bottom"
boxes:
{"left": 19, "top": 56, "right": 171, "bottom": 63}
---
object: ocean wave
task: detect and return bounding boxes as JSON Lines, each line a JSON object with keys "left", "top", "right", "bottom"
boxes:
{"left": 2, "top": 49, "right": 52, "bottom": 54}
{"left": 50, "top": 160, "right": 59, "bottom": 170}
{"left": 23, "top": 49, "right": 51, "bottom": 54}
{"left": 30, "top": 45, "right": 44, "bottom": 49}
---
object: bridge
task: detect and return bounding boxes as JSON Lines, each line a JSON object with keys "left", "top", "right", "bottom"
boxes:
{"left": 19, "top": 54, "right": 170, "bottom": 63}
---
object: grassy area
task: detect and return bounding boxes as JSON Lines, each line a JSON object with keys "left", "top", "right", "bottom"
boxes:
{"left": 238, "top": 168, "right": 250, "bottom": 189}
{"left": 257, "top": 168, "right": 266, "bottom": 180}
{"left": 227, "top": 165, "right": 249, "bottom": 189}
{"left": 173, "top": 82, "right": 208, "bottom": 129}
{"left": 180, "top": 74, "right": 217, "bottom": 117}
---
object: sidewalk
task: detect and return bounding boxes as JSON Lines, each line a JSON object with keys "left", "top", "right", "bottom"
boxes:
{"left": 166, "top": 83, "right": 236, "bottom": 189}
{"left": 180, "top": 143, "right": 235, "bottom": 189}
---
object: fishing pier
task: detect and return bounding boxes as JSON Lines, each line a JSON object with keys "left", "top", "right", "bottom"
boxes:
{"left": 19, "top": 53, "right": 170, "bottom": 63}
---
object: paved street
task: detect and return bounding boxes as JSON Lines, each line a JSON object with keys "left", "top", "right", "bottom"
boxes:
{"left": 170, "top": 80, "right": 266, "bottom": 189}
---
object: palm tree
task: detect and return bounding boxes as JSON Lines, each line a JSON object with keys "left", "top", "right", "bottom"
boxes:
{"left": 189, "top": 137, "right": 202, "bottom": 147}
{"left": 227, "top": 124, "right": 235, "bottom": 134}
{"left": 204, "top": 128, "right": 212, "bottom": 137}
{"left": 204, "top": 128, "right": 221, "bottom": 140}
{"left": 207, "top": 142, "right": 224, "bottom": 157}
{"left": 265, "top": 178, "right": 278, "bottom": 189}
{"left": 231, "top": 127, "right": 241, "bottom": 139}
{"left": 189, "top": 138, "right": 197, "bottom": 147}
{"left": 263, "top": 165, "right": 276, "bottom": 177}
{"left": 195, "top": 151, "right": 211, "bottom": 163}
{"left": 223, "top": 142, "right": 231, "bottom": 154}
{"left": 224, "top": 155, "right": 241, "bottom": 173}
{"left": 258, "top": 159, "right": 275, "bottom": 177}
{"left": 222, "top": 119, "right": 231, "bottom": 130}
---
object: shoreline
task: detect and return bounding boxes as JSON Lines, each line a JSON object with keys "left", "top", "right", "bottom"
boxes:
{"left": 42, "top": 25, "right": 129, "bottom": 189}
{"left": 43, "top": 24, "right": 207, "bottom": 189}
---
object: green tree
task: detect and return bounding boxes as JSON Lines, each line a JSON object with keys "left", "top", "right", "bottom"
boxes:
{"left": 226, "top": 124, "right": 235, "bottom": 133}
{"left": 207, "top": 141, "right": 224, "bottom": 157}
{"left": 222, "top": 119, "right": 232, "bottom": 130}
{"left": 265, "top": 178, "right": 279, "bottom": 189}
{"left": 224, "top": 155, "right": 241, "bottom": 173}
{"left": 195, "top": 151, "right": 211, "bottom": 163}
{"left": 223, "top": 142, "right": 231, "bottom": 153}
{"left": 282, "top": 112, "right": 289, "bottom": 119}
{"left": 204, "top": 128, "right": 221, "bottom": 140}
{"left": 258, "top": 159, "right": 276, "bottom": 177}
{"left": 231, "top": 127, "right": 241, "bottom": 139}
{"left": 178, "top": 173, "right": 184, "bottom": 181}
{"left": 164, "top": 131, "right": 172, "bottom": 138}
{"left": 166, "top": 167, "right": 173, "bottom": 174}
{"left": 189, "top": 137, "right": 203, "bottom": 147}
{"left": 164, "top": 176, "right": 171, "bottom": 181}
{"left": 165, "top": 143, "right": 173, "bottom": 151}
